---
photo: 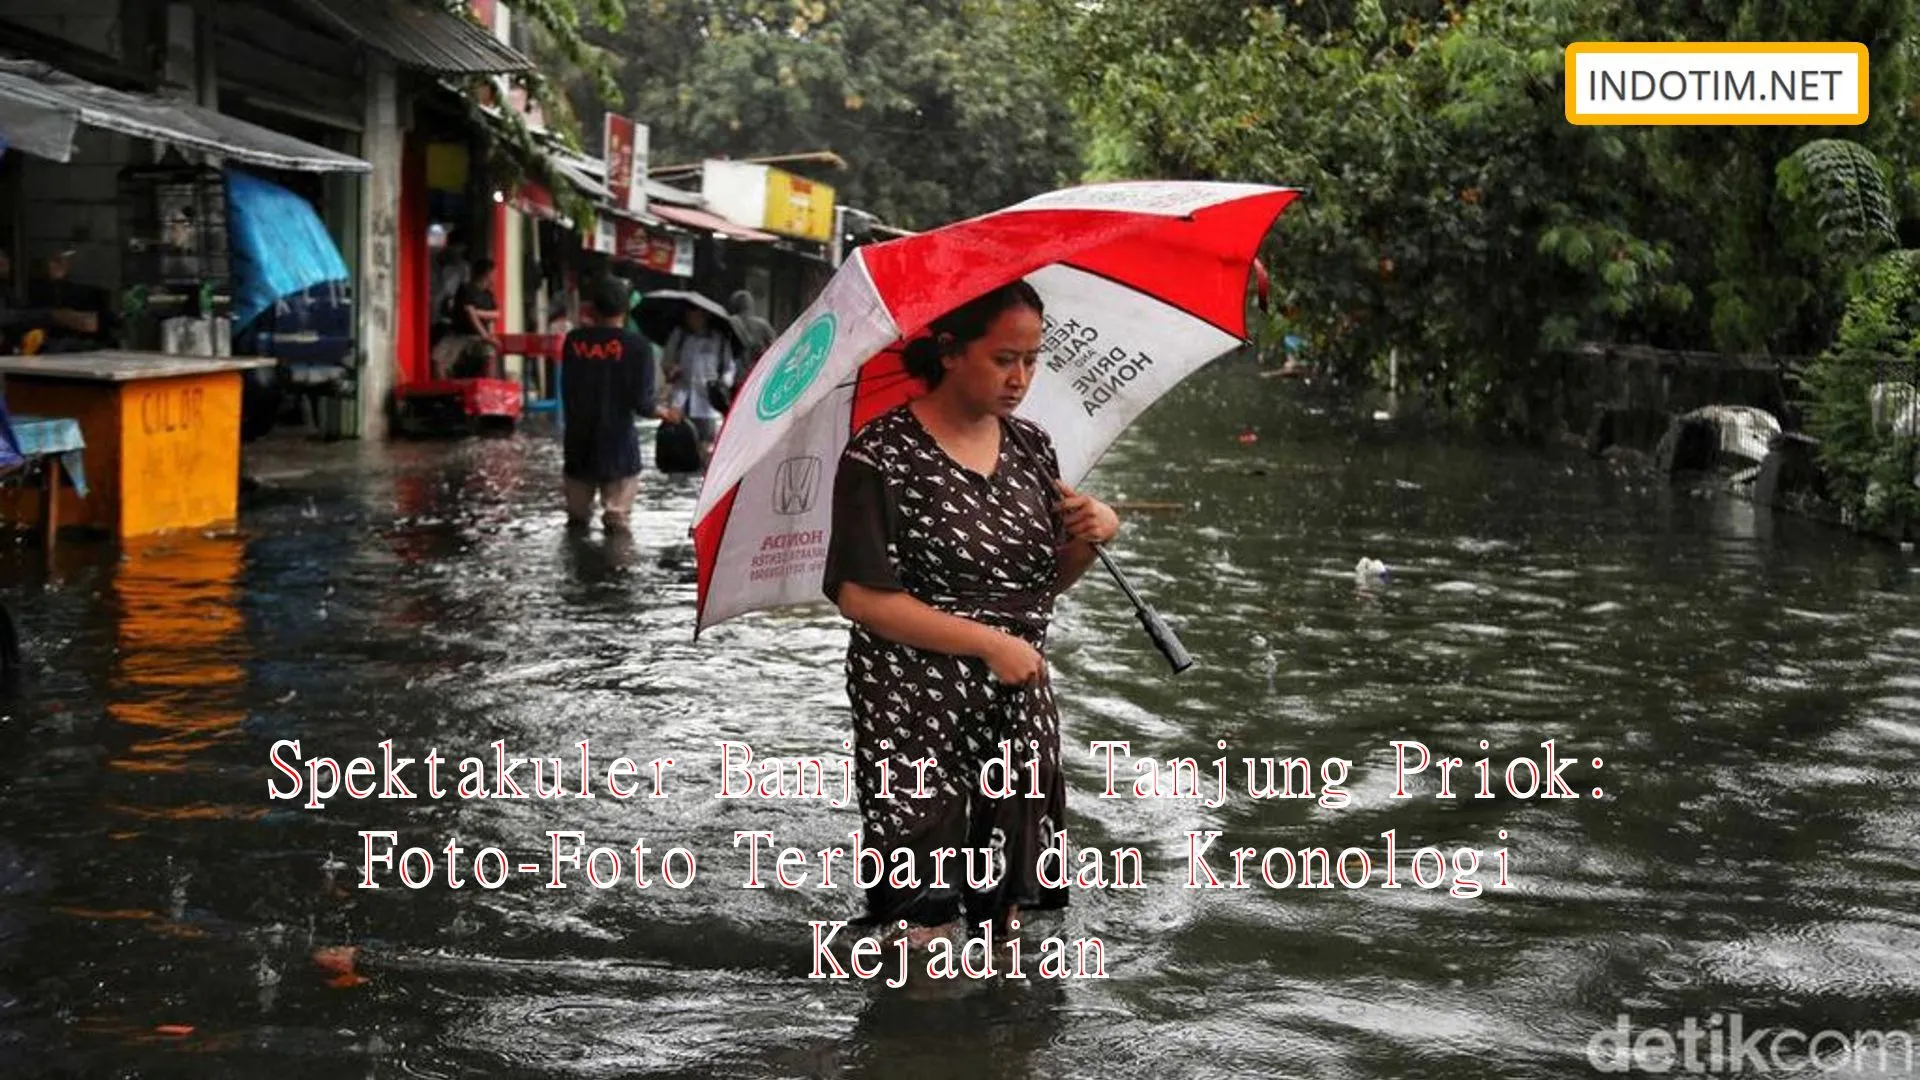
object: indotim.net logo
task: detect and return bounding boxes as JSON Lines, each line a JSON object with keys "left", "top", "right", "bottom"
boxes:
{"left": 757, "top": 313, "right": 837, "bottom": 421}
{"left": 1565, "top": 42, "right": 1868, "bottom": 126}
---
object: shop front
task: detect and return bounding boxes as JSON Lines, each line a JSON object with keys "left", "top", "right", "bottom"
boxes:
{"left": 694, "top": 160, "right": 835, "bottom": 331}
{"left": 0, "top": 56, "right": 371, "bottom": 537}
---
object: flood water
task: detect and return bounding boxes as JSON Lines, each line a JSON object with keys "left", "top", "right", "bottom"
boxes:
{"left": 2, "top": 362, "right": 1918, "bottom": 1079}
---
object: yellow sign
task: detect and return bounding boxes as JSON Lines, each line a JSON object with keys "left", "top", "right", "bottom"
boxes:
{"left": 426, "top": 141, "right": 470, "bottom": 192}
{"left": 1565, "top": 42, "right": 1867, "bottom": 126}
{"left": 763, "top": 167, "right": 836, "bottom": 242}
{"left": 120, "top": 373, "right": 243, "bottom": 538}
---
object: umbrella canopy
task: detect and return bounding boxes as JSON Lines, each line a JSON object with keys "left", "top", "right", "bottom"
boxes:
{"left": 633, "top": 289, "right": 747, "bottom": 351}
{"left": 690, "top": 180, "right": 1303, "bottom": 635}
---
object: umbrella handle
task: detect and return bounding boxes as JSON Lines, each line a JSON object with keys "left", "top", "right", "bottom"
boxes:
{"left": 998, "top": 419, "right": 1193, "bottom": 673}
{"left": 1094, "top": 545, "right": 1194, "bottom": 674}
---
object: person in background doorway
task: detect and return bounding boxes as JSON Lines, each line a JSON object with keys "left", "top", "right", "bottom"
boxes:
{"left": 727, "top": 288, "right": 776, "bottom": 379}
{"left": 560, "top": 275, "right": 682, "bottom": 533}
{"left": 27, "top": 248, "right": 111, "bottom": 353}
{"left": 429, "top": 226, "right": 469, "bottom": 344}
{"left": 659, "top": 303, "right": 739, "bottom": 462}
{"left": 435, "top": 257, "right": 499, "bottom": 378}
{"left": 546, "top": 303, "right": 572, "bottom": 340}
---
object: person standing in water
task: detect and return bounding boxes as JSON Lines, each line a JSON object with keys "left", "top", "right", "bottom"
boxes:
{"left": 660, "top": 303, "right": 739, "bottom": 463}
{"left": 822, "top": 281, "right": 1121, "bottom": 950}
{"left": 560, "top": 276, "right": 681, "bottom": 532}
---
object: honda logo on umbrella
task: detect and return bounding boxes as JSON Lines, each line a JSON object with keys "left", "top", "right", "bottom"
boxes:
{"left": 773, "top": 456, "right": 822, "bottom": 515}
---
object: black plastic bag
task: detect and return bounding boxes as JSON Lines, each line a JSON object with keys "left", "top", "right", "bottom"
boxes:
{"left": 654, "top": 417, "right": 703, "bottom": 474}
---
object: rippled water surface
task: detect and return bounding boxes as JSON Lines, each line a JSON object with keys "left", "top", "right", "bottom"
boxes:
{"left": 3, "top": 365, "right": 1918, "bottom": 1079}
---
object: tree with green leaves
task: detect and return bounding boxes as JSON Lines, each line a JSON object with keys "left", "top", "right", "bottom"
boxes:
{"left": 445, "top": 0, "right": 628, "bottom": 113}
{"left": 1785, "top": 140, "right": 1920, "bottom": 537}
{"left": 425, "top": 0, "right": 630, "bottom": 226}
{"left": 1015, "top": 0, "right": 1920, "bottom": 434}
{"left": 571, "top": 0, "right": 1081, "bottom": 229}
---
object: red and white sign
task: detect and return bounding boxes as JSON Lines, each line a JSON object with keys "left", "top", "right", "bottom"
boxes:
{"left": 603, "top": 115, "right": 649, "bottom": 216}
{"left": 615, "top": 220, "right": 694, "bottom": 276}
{"left": 512, "top": 180, "right": 556, "bottom": 220}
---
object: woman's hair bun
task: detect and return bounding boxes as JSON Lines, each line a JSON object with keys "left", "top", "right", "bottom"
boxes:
{"left": 902, "top": 335, "right": 945, "bottom": 387}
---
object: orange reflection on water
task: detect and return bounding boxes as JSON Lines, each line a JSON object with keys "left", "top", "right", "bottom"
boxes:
{"left": 104, "top": 535, "right": 249, "bottom": 779}
{"left": 102, "top": 801, "right": 265, "bottom": 823}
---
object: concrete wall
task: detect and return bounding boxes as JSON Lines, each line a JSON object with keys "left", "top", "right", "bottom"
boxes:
{"left": 213, "top": 0, "right": 363, "bottom": 126}
{"left": 15, "top": 127, "right": 139, "bottom": 300}
{"left": 1556, "top": 344, "right": 1801, "bottom": 451}
{"left": 6, "top": 0, "right": 133, "bottom": 291}
{"left": 357, "top": 58, "right": 400, "bottom": 440}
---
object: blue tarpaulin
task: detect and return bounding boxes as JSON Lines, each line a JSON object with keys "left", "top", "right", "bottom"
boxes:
{"left": 225, "top": 168, "right": 349, "bottom": 330}
{"left": 0, "top": 396, "right": 21, "bottom": 473}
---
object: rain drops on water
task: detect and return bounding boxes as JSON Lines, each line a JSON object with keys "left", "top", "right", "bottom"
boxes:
{"left": 1250, "top": 633, "right": 1279, "bottom": 688}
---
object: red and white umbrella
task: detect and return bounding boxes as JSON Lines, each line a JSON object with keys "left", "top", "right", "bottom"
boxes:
{"left": 691, "top": 181, "right": 1303, "bottom": 640}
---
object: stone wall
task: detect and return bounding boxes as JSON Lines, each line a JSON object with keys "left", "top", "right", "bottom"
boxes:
{"left": 1560, "top": 344, "right": 1807, "bottom": 455}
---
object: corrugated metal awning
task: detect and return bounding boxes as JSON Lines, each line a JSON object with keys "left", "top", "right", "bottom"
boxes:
{"left": 644, "top": 179, "right": 704, "bottom": 207}
{"left": 0, "top": 60, "right": 369, "bottom": 172}
{"left": 293, "top": 0, "right": 533, "bottom": 74}
{"left": 548, "top": 150, "right": 608, "bottom": 201}
{"left": 651, "top": 203, "right": 778, "bottom": 242}
{"left": 597, "top": 201, "right": 665, "bottom": 229}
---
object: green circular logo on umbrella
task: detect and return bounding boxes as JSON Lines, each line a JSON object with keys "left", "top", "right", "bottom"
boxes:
{"left": 757, "top": 313, "right": 837, "bottom": 421}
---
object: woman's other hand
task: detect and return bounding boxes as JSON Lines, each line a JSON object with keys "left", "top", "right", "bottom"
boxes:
{"left": 1053, "top": 481, "right": 1120, "bottom": 545}
{"left": 980, "top": 631, "right": 1045, "bottom": 687}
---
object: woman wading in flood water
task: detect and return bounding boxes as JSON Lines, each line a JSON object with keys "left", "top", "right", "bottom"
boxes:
{"left": 822, "top": 281, "right": 1121, "bottom": 953}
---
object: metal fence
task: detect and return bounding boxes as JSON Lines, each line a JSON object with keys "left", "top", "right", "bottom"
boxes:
{"left": 1868, "top": 354, "right": 1920, "bottom": 438}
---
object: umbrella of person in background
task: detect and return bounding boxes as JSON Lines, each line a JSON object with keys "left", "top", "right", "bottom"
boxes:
{"left": 630, "top": 290, "right": 748, "bottom": 352}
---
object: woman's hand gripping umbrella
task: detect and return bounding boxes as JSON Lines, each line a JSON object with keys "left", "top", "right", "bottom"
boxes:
{"left": 1003, "top": 419, "right": 1192, "bottom": 674}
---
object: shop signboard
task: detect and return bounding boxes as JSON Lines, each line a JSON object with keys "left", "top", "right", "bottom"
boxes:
{"left": 763, "top": 168, "right": 834, "bottom": 243}
{"left": 700, "top": 160, "right": 835, "bottom": 243}
{"left": 604, "top": 115, "right": 649, "bottom": 216}
{"left": 615, "top": 220, "right": 695, "bottom": 277}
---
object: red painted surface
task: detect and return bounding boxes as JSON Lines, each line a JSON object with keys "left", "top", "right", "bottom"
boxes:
{"left": 492, "top": 198, "right": 509, "bottom": 330}
{"left": 393, "top": 378, "right": 525, "bottom": 420}
{"left": 397, "top": 135, "right": 430, "bottom": 388}
{"left": 494, "top": 333, "right": 561, "bottom": 359}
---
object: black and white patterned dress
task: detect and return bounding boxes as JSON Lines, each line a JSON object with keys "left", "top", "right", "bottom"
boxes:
{"left": 823, "top": 405, "right": 1069, "bottom": 930}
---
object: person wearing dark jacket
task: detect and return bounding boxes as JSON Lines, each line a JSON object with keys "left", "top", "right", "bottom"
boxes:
{"left": 727, "top": 288, "right": 777, "bottom": 378}
{"left": 561, "top": 276, "right": 681, "bottom": 532}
